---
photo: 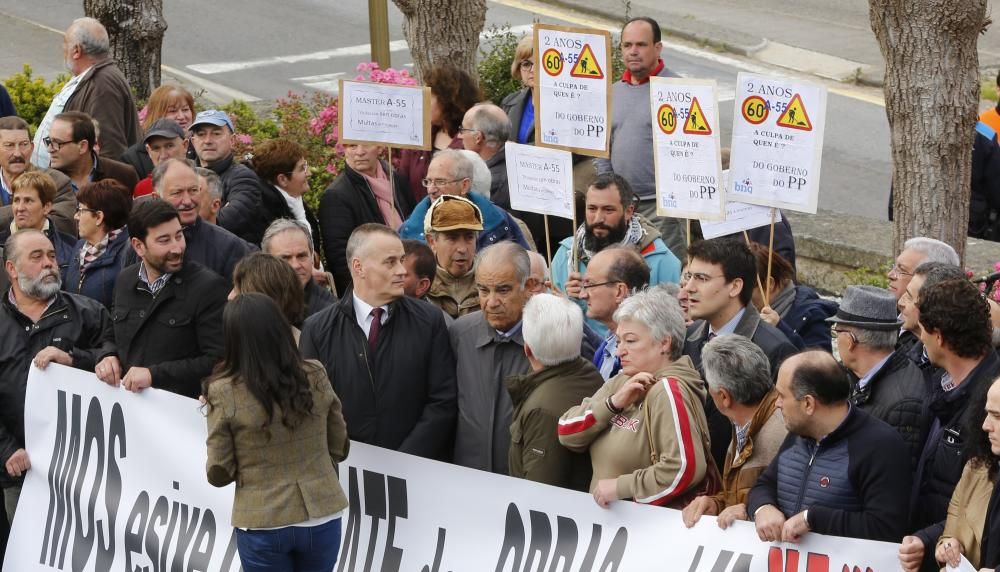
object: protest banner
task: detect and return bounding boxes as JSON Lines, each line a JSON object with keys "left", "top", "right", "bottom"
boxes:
{"left": 338, "top": 80, "right": 431, "bottom": 150}
{"left": 650, "top": 77, "right": 725, "bottom": 222}
{"left": 8, "top": 365, "right": 903, "bottom": 572}
{"left": 505, "top": 142, "right": 575, "bottom": 262}
{"left": 5, "top": 364, "right": 240, "bottom": 572}
{"left": 533, "top": 23, "right": 612, "bottom": 158}
{"left": 729, "top": 73, "right": 827, "bottom": 214}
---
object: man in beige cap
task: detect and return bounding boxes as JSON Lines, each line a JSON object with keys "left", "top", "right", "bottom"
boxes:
{"left": 425, "top": 195, "right": 484, "bottom": 318}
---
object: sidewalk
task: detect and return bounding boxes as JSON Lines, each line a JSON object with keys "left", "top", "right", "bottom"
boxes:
{"left": 541, "top": 0, "right": 1000, "bottom": 86}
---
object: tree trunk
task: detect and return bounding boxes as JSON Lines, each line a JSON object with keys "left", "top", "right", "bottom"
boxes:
{"left": 392, "top": 0, "right": 486, "bottom": 81}
{"left": 83, "top": 0, "right": 167, "bottom": 101}
{"left": 870, "top": 0, "right": 986, "bottom": 263}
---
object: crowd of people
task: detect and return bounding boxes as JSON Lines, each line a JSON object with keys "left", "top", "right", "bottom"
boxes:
{"left": 1, "top": 14, "right": 1000, "bottom": 572}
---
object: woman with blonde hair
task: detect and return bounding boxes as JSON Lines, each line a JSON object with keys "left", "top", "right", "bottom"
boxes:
{"left": 121, "top": 84, "right": 196, "bottom": 179}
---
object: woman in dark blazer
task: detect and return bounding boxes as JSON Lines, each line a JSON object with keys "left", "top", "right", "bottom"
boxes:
{"left": 63, "top": 179, "right": 132, "bottom": 308}
{"left": 204, "top": 293, "right": 349, "bottom": 572}
{"left": 319, "top": 142, "right": 414, "bottom": 295}
{"left": 502, "top": 35, "right": 537, "bottom": 146}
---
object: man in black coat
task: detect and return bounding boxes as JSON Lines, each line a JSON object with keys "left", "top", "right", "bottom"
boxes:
{"left": 262, "top": 218, "right": 336, "bottom": 319}
{"left": 0, "top": 230, "right": 115, "bottom": 523}
{"left": 682, "top": 237, "right": 797, "bottom": 468}
{"left": 300, "top": 223, "right": 456, "bottom": 460}
{"left": 832, "top": 285, "right": 927, "bottom": 471}
{"left": 96, "top": 200, "right": 227, "bottom": 399}
{"left": 899, "top": 278, "right": 1000, "bottom": 572}
{"left": 189, "top": 110, "right": 266, "bottom": 244}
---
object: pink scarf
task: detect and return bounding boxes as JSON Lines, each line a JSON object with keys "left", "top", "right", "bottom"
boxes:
{"left": 362, "top": 162, "right": 402, "bottom": 228}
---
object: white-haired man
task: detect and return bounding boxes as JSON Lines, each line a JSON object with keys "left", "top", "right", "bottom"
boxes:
{"left": 507, "top": 293, "right": 603, "bottom": 490}
{"left": 33, "top": 17, "right": 141, "bottom": 165}
{"left": 888, "top": 236, "right": 960, "bottom": 356}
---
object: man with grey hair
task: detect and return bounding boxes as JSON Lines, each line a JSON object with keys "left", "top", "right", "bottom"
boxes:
{"left": 33, "top": 17, "right": 140, "bottom": 166}
{"left": 398, "top": 148, "right": 530, "bottom": 251}
{"left": 830, "top": 285, "right": 926, "bottom": 470}
{"left": 682, "top": 334, "right": 786, "bottom": 530}
{"left": 506, "top": 293, "right": 603, "bottom": 490}
{"left": 301, "top": 223, "right": 457, "bottom": 459}
{"left": 887, "top": 236, "right": 960, "bottom": 302}
{"left": 527, "top": 251, "right": 549, "bottom": 294}
{"left": 897, "top": 261, "right": 968, "bottom": 370}
{"left": 195, "top": 167, "right": 222, "bottom": 225}
{"left": 451, "top": 241, "right": 538, "bottom": 473}
{"left": 148, "top": 157, "right": 254, "bottom": 284}
{"left": 581, "top": 247, "right": 650, "bottom": 380}
{"left": 0, "top": 230, "right": 115, "bottom": 522}
{"left": 262, "top": 218, "right": 336, "bottom": 319}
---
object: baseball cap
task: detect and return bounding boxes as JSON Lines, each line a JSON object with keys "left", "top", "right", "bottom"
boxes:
{"left": 143, "top": 118, "right": 186, "bottom": 143}
{"left": 426, "top": 195, "right": 484, "bottom": 233}
{"left": 188, "top": 110, "right": 235, "bottom": 133}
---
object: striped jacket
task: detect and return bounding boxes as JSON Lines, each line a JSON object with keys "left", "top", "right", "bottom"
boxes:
{"left": 557, "top": 356, "right": 710, "bottom": 507}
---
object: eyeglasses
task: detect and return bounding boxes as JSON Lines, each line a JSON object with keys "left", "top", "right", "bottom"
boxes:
{"left": 283, "top": 162, "right": 310, "bottom": 177}
{"left": 0, "top": 141, "right": 31, "bottom": 152}
{"left": 42, "top": 137, "right": 77, "bottom": 151}
{"left": 889, "top": 263, "right": 914, "bottom": 278}
{"left": 830, "top": 326, "right": 857, "bottom": 342}
{"left": 582, "top": 280, "right": 621, "bottom": 290}
{"left": 519, "top": 60, "right": 535, "bottom": 70}
{"left": 76, "top": 206, "right": 98, "bottom": 214}
{"left": 457, "top": 127, "right": 480, "bottom": 135}
{"left": 682, "top": 272, "right": 723, "bottom": 284}
{"left": 421, "top": 177, "right": 467, "bottom": 189}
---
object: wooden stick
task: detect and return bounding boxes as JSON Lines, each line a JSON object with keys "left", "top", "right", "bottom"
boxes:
{"left": 686, "top": 218, "right": 691, "bottom": 247}
{"left": 765, "top": 208, "right": 776, "bottom": 306}
{"left": 571, "top": 207, "right": 578, "bottom": 272}
{"left": 543, "top": 214, "right": 553, "bottom": 267}
{"left": 742, "top": 230, "right": 766, "bottom": 295}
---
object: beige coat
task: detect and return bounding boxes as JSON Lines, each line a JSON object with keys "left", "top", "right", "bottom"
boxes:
{"left": 938, "top": 461, "right": 996, "bottom": 568}
{"left": 205, "top": 360, "right": 349, "bottom": 528}
{"left": 427, "top": 264, "right": 479, "bottom": 319}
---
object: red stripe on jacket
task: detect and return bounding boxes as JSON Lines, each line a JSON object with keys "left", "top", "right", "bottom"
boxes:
{"left": 557, "top": 410, "right": 596, "bottom": 435}
{"left": 643, "top": 377, "right": 698, "bottom": 506}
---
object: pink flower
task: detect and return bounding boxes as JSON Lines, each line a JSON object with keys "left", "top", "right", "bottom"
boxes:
{"left": 138, "top": 106, "right": 148, "bottom": 123}
{"left": 235, "top": 133, "right": 253, "bottom": 145}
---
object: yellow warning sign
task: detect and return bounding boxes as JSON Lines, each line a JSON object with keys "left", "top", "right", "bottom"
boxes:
{"left": 776, "top": 93, "right": 812, "bottom": 131}
{"left": 683, "top": 97, "right": 712, "bottom": 135}
{"left": 570, "top": 44, "right": 604, "bottom": 79}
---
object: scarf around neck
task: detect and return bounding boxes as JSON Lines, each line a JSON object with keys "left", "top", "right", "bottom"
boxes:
{"left": 574, "top": 215, "right": 644, "bottom": 265}
{"left": 362, "top": 162, "right": 402, "bottom": 229}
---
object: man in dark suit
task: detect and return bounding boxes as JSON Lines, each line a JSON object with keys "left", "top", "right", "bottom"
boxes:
{"left": 682, "top": 237, "right": 797, "bottom": 467}
{"left": 95, "top": 200, "right": 228, "bottom": 399}
{"left": 300, "top": 223, "right": 457, "bottom": 460}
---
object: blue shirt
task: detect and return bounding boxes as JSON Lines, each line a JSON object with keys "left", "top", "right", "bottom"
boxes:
{"left": 709, "top": 307, "right": 746, "bottom": 337}
{"left": 517, "top": 96, "right": 534, "bottom": 144}
{"left": 857, "top": 354, "right": 892, "bottom": 390}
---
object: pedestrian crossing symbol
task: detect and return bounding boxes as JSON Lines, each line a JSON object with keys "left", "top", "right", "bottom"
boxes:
{"left": 570, "top": 44, "right": 604, "bottom": 79}
{"left": 776, "top": 94, "right": 812, "bottom": 131}
{"left": 683, "top": 97, "right": 712, "bottom": 135}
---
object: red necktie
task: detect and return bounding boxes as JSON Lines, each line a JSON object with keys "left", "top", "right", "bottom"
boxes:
{"left": 368, "top": 308, "right": 383, "bottom": 355}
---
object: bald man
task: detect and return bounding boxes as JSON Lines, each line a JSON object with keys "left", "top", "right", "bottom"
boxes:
{"left": 33, "top": 17, "right": 141, "bottom": 166}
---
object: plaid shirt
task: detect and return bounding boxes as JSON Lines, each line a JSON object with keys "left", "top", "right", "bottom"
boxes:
{"left": 137, "top": 262, "right": 172, "bottom": 295}
{"left": 79, "top": 227, "right": 124, "bottom": 274}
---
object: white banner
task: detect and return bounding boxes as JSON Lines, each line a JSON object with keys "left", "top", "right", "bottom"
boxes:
{"left": 505, "top": 142, "right": 575, "bottom": 219}
{"left": 729, "top": 73, "right": 827, "bottom": 214}
{"left": 534, "top": 24, "right": 612, "bottom": 158}
{"left": 338, "top": 80, "right": 431, "bottom": 150}
{"left": 650, "top": 78, "right": 725, "bottom": 220}
{"left": 701, "top": 172, "right": 783, "bottom": 239}
{"left": 8, "top": 365, "right": 902, "bottom": 572}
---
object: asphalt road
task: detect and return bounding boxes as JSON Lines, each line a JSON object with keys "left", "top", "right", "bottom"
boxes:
{"left": 0, "top": 0, "right": 892, "bottom": 219}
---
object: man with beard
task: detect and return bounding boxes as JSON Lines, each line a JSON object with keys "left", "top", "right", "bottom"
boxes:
{"left": 552, "top": 173, "right": 680, "bottom": 336}
{"left": 0, "top": 230, "right": 115, "bottom": 524}
{"left": 95, "top": 200, "right": 227, "bottom": 399}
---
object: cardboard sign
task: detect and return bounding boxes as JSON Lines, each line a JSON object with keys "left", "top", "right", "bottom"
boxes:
{"left": 505, "top": 142, "right": 575, "bottom": 219}
{"left": 729, "top": 73, "right": 827, "bottom": 213}
{"left": 534, "top": 24, "right": 612, "bottom": 158}
{"left": 338, "top": 80, "right": 431, "bottom": 150}
{"left": 650, "top": 78, "right": 725, "bottom": 220}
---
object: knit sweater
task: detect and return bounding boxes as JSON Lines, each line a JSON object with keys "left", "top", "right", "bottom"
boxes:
{"left": 593, "top": 65, "right": 677, "bottom": 200}
{"left": 558, "top": 356, "right": 710, "bottom": 506}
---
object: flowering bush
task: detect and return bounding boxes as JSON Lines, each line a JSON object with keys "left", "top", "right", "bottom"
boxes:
{"left": 979, "top": 262, "right": 1000, "bottom": 302}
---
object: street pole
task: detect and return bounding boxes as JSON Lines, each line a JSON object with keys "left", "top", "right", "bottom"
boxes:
{"left": 369, "top": 0, "right": 391, "bottom": 69}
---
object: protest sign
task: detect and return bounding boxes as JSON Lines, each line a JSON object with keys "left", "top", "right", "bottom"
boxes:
{"left": 701, "top": 201, "right": 784, "bottom": 239}
{"left": 534, "top": 24, "right": 612, "bottom": 157}
{"left": 8, "top": 365, "right": 903, "bottom": 572}
{"left": 505, "top": 142, "right": 574, "bottom": 219}
{"left": 729, "top": 73, "right": 827, "bottom": 213}
{"left": 650, "top": 77, "right": 725, "bottom": 220}
{"left": 338, "top": 80, "right": 431, "bottom": 150}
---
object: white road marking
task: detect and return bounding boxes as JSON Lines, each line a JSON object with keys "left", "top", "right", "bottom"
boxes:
{"left": 189, "top": 24, "right": 535, "bottom": 76}
{"left": 161, "top": 64, "right": 261, "bottom": 103}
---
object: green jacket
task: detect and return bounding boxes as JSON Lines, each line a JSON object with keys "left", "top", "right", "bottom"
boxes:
{"left": 506, "top": 357, "right": 603, "bottom": 491}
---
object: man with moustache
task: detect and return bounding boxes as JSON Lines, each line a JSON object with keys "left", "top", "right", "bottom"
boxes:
{"left": 552, "top": 172, "right": 680, "bottom": 336}
{"left": 0, "top": 230, "right": 115, "bottom": 521}
{"left": 95, "top": 200, "right": 227, "bottom": 399}
{"left": 300, "top": 224, "right": 457, "bottom": 460}
{"left": 0, "top": 116, "right": 77, "bottom": 236}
